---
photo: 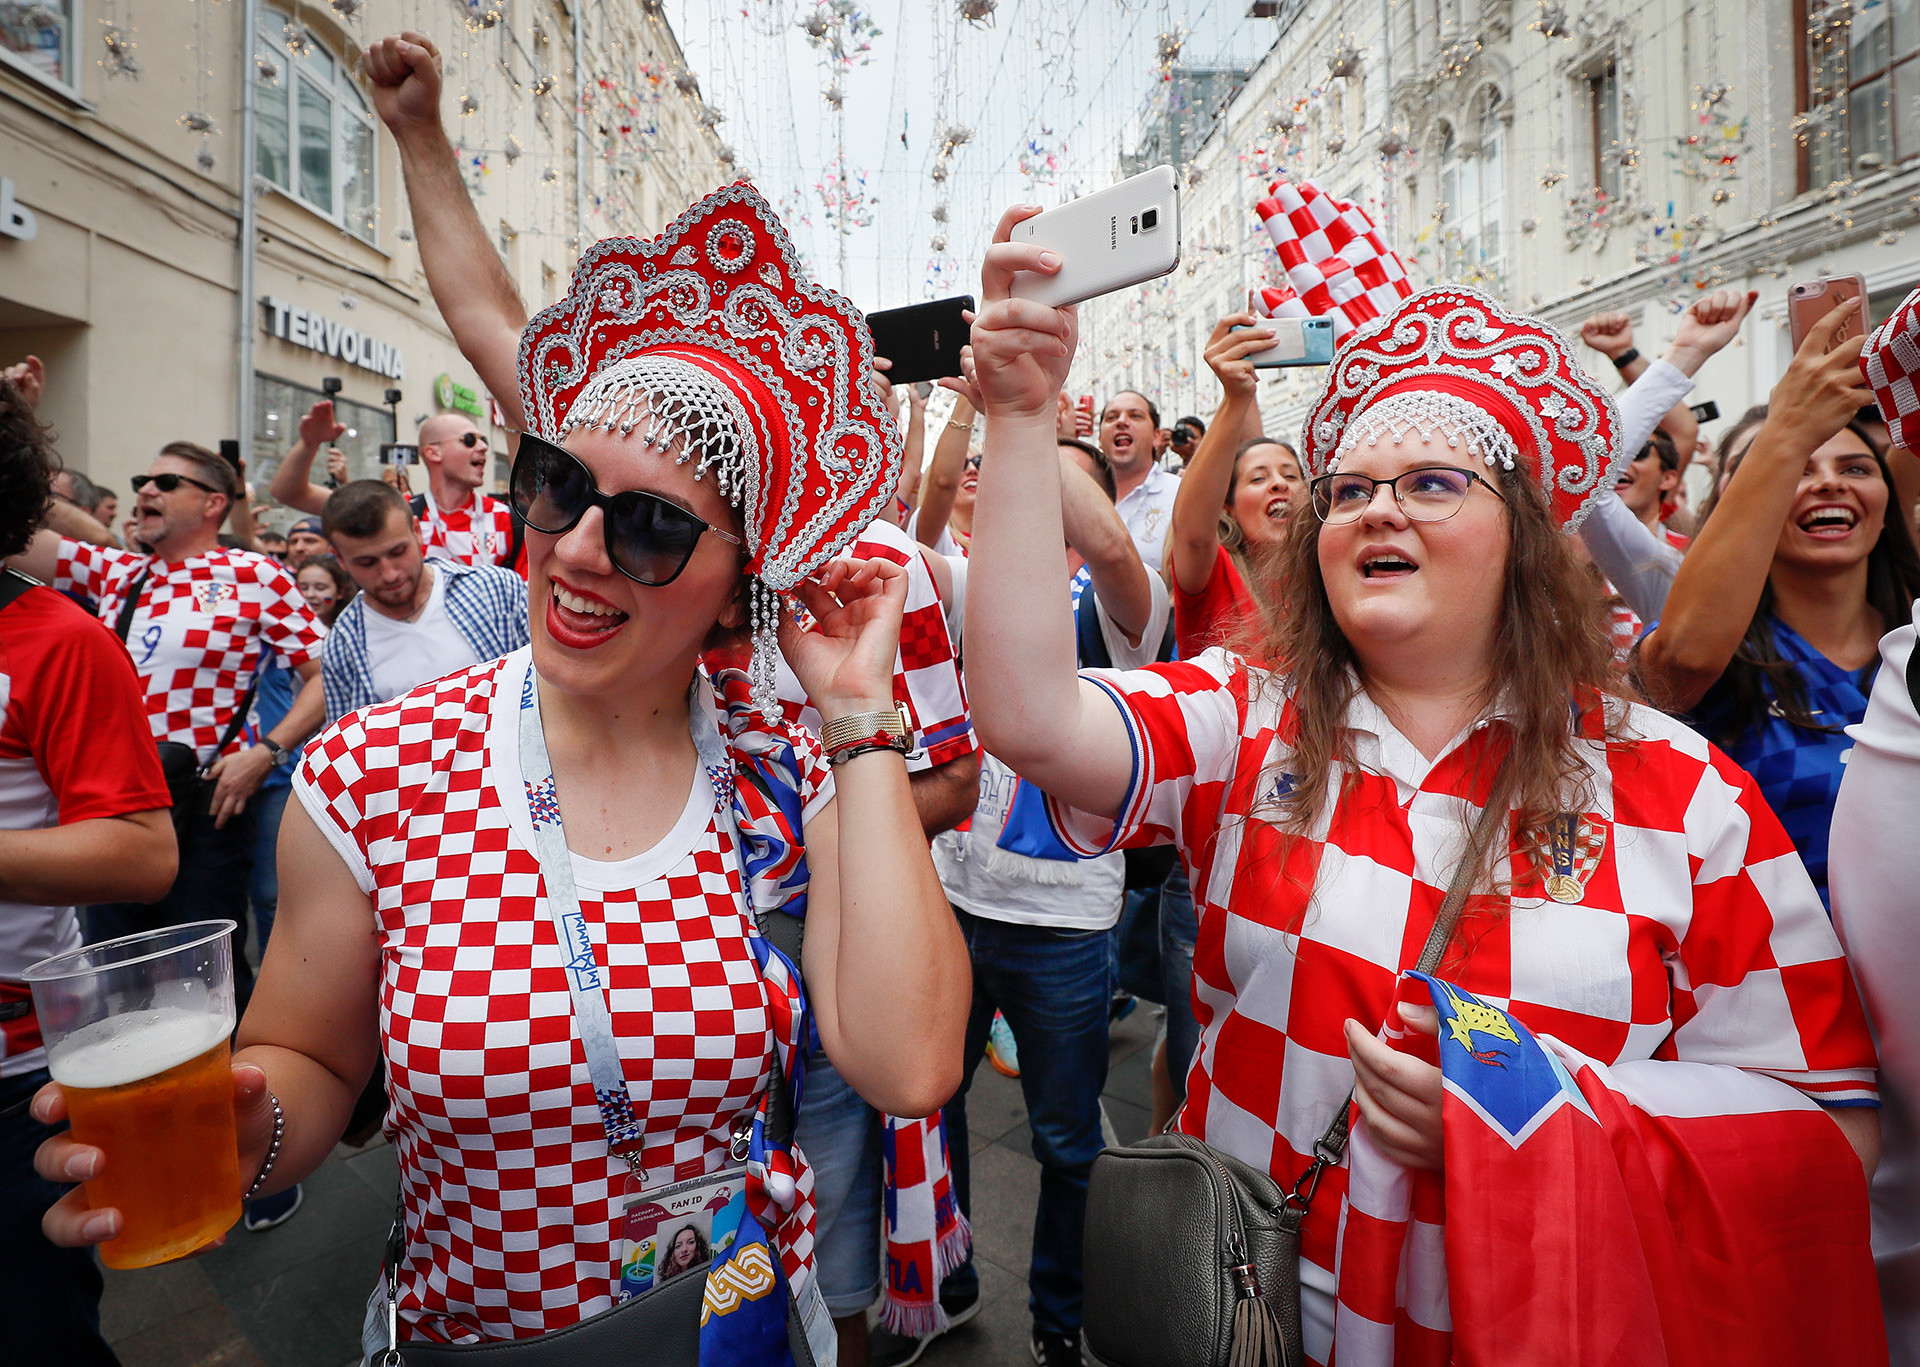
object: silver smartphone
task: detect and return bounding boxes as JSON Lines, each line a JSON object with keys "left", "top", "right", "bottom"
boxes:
{"left": 1235, "top": 315, "right": 1336, "bottom": 368}
{"left": 1009, "top": 165, "right": 1181, "bottom": 308}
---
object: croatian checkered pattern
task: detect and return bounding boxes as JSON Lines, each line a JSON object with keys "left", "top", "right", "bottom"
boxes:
{"left": 1043, "top": 649, "right": 1878, "bottom": 1294}
{"left": 55, "top": 541, "right": 325, "bottom": 763}
{"left": 1254, "top": 179, "right": 1412, "bottom": 339}
{"left": 293, "top": 651, "right": 833, "bottom": 1344}
{"left": 763, "top": 517, "right": 976, "bottom": 770}
{"left": 420, "top": 492, "right": 518, "bottom": 568}
{"left": 1603, "top": 529, "right": 1687, "bottom": 661}
{"left": 1864, "top": 284, "right": 1920, "bottom": 451}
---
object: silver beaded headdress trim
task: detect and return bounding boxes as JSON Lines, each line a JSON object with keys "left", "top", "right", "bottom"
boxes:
{"left": 559, "top": 356, "right": 755, "bottom": 501}
{"left": 1333, "top": 391, "right": 1519, "bottom": 473}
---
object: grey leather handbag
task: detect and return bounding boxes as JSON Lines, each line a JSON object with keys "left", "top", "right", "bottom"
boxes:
{"left": 1082, "top": 760, "right": 1516, "bottom": 1367}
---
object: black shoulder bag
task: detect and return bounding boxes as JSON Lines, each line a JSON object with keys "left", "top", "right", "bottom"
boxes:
{"left": 113, "top": 566, "right": 257, "bottom": 839}
{"left": 1081, "top": 756, "right": 1518, "bottom": 1367}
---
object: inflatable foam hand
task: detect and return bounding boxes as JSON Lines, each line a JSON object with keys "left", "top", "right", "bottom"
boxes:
{"left": 1254, "top": 178, "right": 1413, "bottom": 339}
{"left": 1864, "top": 285, "right": 1920, "bottom": 453}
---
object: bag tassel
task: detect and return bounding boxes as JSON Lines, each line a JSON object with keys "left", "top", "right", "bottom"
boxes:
{"left": 1227, "top": 1265, "right": 1289, "bottom": 1367}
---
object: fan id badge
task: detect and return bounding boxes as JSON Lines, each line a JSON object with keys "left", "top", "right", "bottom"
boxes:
{"left": 617, "top": 1165, "right": 750, "bottom": 1303}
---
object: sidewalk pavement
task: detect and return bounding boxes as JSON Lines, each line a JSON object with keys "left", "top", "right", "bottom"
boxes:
{"left": 97, "top": 1005, "right": 1160, "bottom": 1367}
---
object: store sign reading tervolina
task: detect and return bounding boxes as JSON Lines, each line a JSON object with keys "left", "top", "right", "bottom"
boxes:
{"left": 260, "top": 297, "right": 404, "bottom": 380}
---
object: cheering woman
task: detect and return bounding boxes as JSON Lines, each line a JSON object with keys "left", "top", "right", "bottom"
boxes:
{"left": 959, "top": 210, "right": 1880, "bottom": 1365}
{"left": 1639, "top": 299, "right": 1920, "bottom": 907}
{"left": 1166, "top": 313, "right": 1305, "bottom": 657}
{"left": 33, "top": 73, "right": 967, "bottom": 1365}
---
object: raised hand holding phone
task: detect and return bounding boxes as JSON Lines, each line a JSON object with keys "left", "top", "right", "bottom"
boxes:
{"left": 971, "top": 205, "right": 1077, "bottom": 423}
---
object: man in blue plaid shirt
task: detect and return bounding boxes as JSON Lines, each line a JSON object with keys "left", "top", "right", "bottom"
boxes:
{"left": 318, "top": 480, "right": 529, "bottom": 724}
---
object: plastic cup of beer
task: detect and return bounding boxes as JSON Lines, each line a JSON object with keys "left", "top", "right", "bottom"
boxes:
{"left": 22, "top": 920, "right": 243, "bottom": 1269}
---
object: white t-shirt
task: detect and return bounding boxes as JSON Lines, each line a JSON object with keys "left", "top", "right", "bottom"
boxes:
{"left": 1115, "top": 462, "right": 1181, "bottom": 572}
{"left": 363, "top": 567, "right": 482, "bottom": 703}
{"left": 932, "top": 572, "right": 1168, "bottom": 930}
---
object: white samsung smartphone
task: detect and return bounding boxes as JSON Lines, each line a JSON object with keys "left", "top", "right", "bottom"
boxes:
{"left": 1235, "top": 315, "right": 1336, "bottom": 368}
{"left": 1009, "top": 165, "right": 1181, "bottom": 308}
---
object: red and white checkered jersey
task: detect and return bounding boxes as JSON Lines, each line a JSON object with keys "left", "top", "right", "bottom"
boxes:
{"left": 419, "top": 490, "right": 517, "bottom": 569}
{"left": 0, "top": 584, "right": 172, "bottom": 1077}
{"left": 293, "top": 648, "right": 834, "bottom": 1343}
{"left": 762, "top": 517, "right": 977, "bottom": 770}
{"left": 1043, "top": 649, "right": 1878, "bottom": 1288}
{"left": 55, "top": 541, "right": 325, "bottom": 764}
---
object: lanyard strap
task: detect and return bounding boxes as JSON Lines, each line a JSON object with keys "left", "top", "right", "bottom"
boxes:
{"left": 516, "top": 674, "right": 648, "bottom": 1161}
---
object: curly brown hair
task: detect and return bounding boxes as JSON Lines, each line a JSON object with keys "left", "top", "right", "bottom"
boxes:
{"left": 1251, "top": 452, "right": 1632, "bottom": 902}
{"left": 0, "top": 375, "right": 56, "bottom": 559}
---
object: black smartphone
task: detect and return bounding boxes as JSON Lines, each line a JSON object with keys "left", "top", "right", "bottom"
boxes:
{"left": 866, "top": 295, "right": 975, "bottom": 386}
{"left": 218, "top": 439, "right": 244, "bottom": 473}
{"left": 1689, "top": 400, "right": 1720, "bottom": 423}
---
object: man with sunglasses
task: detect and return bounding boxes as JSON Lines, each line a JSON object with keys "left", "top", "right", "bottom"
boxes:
{"left": 6, "top": 441, "right": 328, "bottom": 1012}
{"left": 317, "top": 479, "right": 528, "bottom": 722}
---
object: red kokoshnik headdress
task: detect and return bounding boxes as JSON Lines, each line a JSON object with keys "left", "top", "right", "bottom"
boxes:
{"left": 1302, "top": 286, "right": 1622, "bottom": 532}
{"left": 517, "top": 181, "right": 902, "bottom": 710}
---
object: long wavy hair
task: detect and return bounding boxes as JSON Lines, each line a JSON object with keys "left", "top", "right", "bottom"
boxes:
{"left": 1215, "top": 438, "right": 1300, "bottom": 626}
{"left": 1705, "top": 420, "right": 1920, "bottom": 741}
{"left": 1249, "top": 449, "right": 1630, "bottom": 892}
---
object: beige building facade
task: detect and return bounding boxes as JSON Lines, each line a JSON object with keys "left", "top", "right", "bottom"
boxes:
{"left": 1075, "top": 0, "right": 1920, "bottom": 475}
{"left": 0, "top": 0, "right": 730, "bottom": 519}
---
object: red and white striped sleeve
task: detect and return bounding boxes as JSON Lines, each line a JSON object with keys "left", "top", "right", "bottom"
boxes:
{"left": 1043, "top": 647, "right": 1255, "bottom": 859}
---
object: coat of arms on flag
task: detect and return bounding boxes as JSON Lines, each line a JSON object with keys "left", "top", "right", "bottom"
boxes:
{"left": 1333, "top": 971, "right": 1886, "bottom": 1367}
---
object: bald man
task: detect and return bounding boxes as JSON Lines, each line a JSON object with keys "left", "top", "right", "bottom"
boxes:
{"left": 268, "top": 400, "right": 521, "bottom": 572}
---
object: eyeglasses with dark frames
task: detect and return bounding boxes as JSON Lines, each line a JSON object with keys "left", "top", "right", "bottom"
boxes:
{"left": 130, "top": 472, "right": 222, "bottom": 496}
{"left": 509, "top": 432, "right": 742, "bottom": 587}
{"left": 1308, "top": 466, "right": 1505, "bottom": 525}
{"left": 433, "top": 432, "right": 486, "bottom": 449}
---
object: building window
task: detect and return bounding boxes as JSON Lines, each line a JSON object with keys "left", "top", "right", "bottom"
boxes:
{"left": 1800, "top": 0, "right": 1919, "bottom": 187}
{"left": 255, "top": 6, "right": 377, "bottom": 242}
{"left": 1438, "top": 114, "right": 1504, "bottom": 285}
{"left": 252, "top": 374, "right": 394, "bottom": 509}
{"left": 1586, "top": 62, "right": 1621, "bottom": 201}
{"left": 0, "top": 0, "right": 77, "bottom": 91}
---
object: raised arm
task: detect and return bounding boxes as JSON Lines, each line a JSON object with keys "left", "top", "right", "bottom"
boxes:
{"left": 267, "top": 401, "right": 344, "bottom": 515}
{"left": 365, "top": 33, "right": 528, "bottom": 428}
{"left": 914, "top": 395, "right": 974, "bottom": 550}
{"left": 1639, "top": 300, "right": 1874, "bottom": 712}
{"left": 962, "top": 206, "right": 1134, "bottom": 816}
{"left": 1170, "top": 315, "right": 1269, "bottom": 598}
{"left": 1060, "top": 450, "right": 1151, "bottom": 641}
{"left": 897, "top": 384, "right": 926, "bottom": 511}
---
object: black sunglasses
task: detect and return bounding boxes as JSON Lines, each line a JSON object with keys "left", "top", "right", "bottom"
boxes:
{"left": 509, "top": 432, "right": 742, "bottom": 586}
{"left": 436, "top": 432, "right": 485, "bottom": 448}
{"left": 131, "top": 472, "right": 221, "bottom": 496}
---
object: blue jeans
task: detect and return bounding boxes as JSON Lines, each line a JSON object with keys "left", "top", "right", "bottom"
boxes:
{"left": 793, "top": 1045, "right": 881, "bottom": 1317}
{"left": 0, "top": 1068, "right": 119, "bottom": 1365}
{"left": 1159, "top": 863, "right": 1199, "bottom": 1110}
{"left": 249, "top": 781, "right": 291, "bottom": 956}
{"left": 943, "top": 907, "right": 1112, "bottom": 1336}
{"left": 1112, "top": 886, "right": 1164, "bottom": 1005}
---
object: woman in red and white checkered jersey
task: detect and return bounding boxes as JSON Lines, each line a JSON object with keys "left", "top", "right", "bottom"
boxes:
{"left": 960, "top": 212, "right": 1879, "bottom": 1365}
{"left": 32, "top": 174, "right": 970, "bottom": 1351}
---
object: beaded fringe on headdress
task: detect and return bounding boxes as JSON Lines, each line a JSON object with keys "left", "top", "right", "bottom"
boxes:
{"left": 1334, "top": 390, "right": 1520, "bottom": 473}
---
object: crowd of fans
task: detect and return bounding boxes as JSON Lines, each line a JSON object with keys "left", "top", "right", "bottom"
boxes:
{"left": 1, "top": 25, "right": 1917, "bottom": 1367}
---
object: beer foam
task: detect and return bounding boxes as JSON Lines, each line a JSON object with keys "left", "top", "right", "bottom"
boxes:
{"left": 48, "top": 1008, "right": 233, "bottom": 1090}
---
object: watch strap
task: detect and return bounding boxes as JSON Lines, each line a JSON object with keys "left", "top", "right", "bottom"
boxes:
{"left": 820, "top": 704, "right": 910, "bottom": 754}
